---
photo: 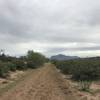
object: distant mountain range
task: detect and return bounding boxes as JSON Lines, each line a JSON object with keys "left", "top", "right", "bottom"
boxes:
{"left": 50, "top": 54, "right": 79, "bottom": 61}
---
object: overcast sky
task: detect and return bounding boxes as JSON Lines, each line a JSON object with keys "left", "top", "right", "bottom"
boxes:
{"left": 0, "top": 0, "right": 100, "bottom": 57}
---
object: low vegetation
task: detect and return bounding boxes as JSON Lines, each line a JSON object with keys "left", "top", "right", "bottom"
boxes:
{"left": 52, "top": 58, "right": 100, "bottom": 91}
{"left": 0, "top": 50, "right": 47, "bottom": 78}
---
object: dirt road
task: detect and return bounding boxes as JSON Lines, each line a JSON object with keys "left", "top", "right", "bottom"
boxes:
{"left": 0, "top": 63, "right": 77, "bottom": 100}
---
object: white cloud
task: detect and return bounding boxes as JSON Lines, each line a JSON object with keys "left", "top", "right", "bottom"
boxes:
{"left": 0, "top": 0, "right": 100, "bottom": 57}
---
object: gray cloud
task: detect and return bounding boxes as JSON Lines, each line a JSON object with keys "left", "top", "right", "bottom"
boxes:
{"left": 0, "top": 0, "right": 100, "bottom": 57}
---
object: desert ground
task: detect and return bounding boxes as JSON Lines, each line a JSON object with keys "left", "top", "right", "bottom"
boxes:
{"left": 0, "top": 63, "right": 99, "bottom": 100}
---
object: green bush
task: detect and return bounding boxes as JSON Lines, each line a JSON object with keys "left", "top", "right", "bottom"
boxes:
{"left": 52, "top": 60, "right": 100, "bottom": 91}
{"left": 7, "top": 62, "right": 17, "bottom": 71}
{"left": 26, "top": 50, "right": 46, "bottom": 67}
{"left": 52, "top": 59, "right": 100, "bottom": 91}
{"left": 0, "top": 62, "right": 10, "bottom": 78}
{"left": 53, "top": 59, "right": 100, "bottom": 81}
{"left": 0, "top": 50, "right": 47, "bottom": 78}
{"left": 26, "top": 61, "right": 36, "bottom": 69}
{"left": 14, "top": 60, "right": 27, "bottom": 70}
{"left": 71, "top": 61, "right": 100, "bottom": 81}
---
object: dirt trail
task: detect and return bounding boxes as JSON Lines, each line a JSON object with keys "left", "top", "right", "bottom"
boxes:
{"left": 0, "top": 63, "right": 77, "bottom": 100}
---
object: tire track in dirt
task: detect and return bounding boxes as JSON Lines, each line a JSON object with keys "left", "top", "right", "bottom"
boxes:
{"left": 0, "top": 63, "right": 77, "bottom": 100}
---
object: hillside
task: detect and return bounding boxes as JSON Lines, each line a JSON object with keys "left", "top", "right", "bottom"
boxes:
{"left": 50, "top": 54, "right": 79, "bottom": 61}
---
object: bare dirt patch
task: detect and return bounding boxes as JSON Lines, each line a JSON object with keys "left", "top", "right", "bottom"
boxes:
{"left": 0, "top": 70, "right": 25, "bottom": 89}
{"left": 62, "top": 75, "right": 100, "bottom": 100}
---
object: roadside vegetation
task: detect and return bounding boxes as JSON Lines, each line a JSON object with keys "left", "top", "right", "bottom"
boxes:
{"left": 52, "top": 58, "right": 100, "bottom": 91}
{"left": 0, "top": 50, "right": 47, "bottom": 78}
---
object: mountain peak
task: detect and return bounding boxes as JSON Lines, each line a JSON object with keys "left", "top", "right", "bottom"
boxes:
{"left": 50, "top": 54, "right": 79, "bottom": 61}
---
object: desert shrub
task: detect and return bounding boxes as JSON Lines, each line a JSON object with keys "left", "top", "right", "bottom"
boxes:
{"left": 52, "top": 59, "right": 100, "bottom": 91}
{"left": 0, "top": 62, "right": 10, "bottom": 78}
{"left": 26, "top": 50, "right": 46, "bottom": 67}
{"left": 78, "top": 80, "right": 92, "bottom": 91}
{"left": 7, "top": 62, "right": 17, "bottom": 71}
{"left": 0, "top": 50, "right": 47, "bottom": 78}
{"left": 52, "top": 60, "right": 74, "bottom": 74}
{"left": 71, "top": 61, "right": 100, "bottom": 81}
{"left": 26, "top": 61, "right": 36, "bottom": 69}
{"left": 0, "top": 54, "right": 17, "bottom": 62}
{"left": 14, "top": 60, "right": 27, "bottom": 70}
{"left": 53, "top": 60, "right": 100, "bottom": 81}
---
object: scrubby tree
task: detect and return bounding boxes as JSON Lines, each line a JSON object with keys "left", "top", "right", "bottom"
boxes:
{"left": 26, "top": 50, "right": 46, "bottom": 68}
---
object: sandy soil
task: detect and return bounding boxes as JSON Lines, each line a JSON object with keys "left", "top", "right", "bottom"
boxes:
{"left": 0, "top": 63, "right": 77, "bottom": 100}
{"left": 62, "top": 74, "right": 100, "bottom": 100}
{"left": 0, "top": 70, "right": 25, "bottom": 89}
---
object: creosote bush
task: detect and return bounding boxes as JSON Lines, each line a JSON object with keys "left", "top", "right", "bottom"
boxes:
{"left": 14, "top": 60, "right": 27, "bottom": 70}
{"left": 0, "top": 62, "right": 10, "bottom": 78}
{"left": 7, "top": 62, "right": 17, "bottom": 71}
{"left": 0, "top": 50, "right": 47, "bottom": 78}
{"left": 52, "top": 58, "right": 100, "bottom": 91}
